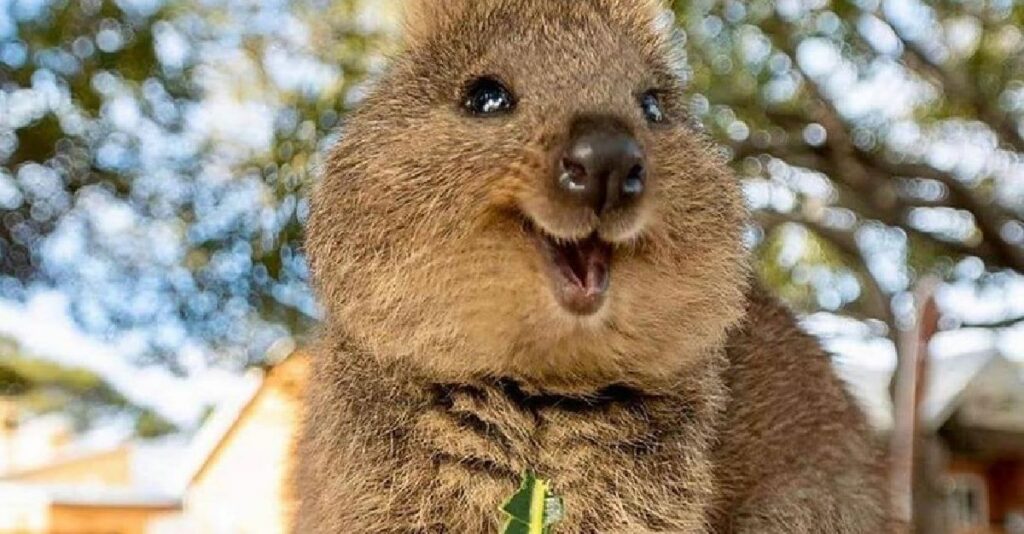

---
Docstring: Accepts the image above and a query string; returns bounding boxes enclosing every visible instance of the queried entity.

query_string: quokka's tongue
[558,236,611,294]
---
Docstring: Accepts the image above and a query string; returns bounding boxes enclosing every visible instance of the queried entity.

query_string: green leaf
[500,471,564,534]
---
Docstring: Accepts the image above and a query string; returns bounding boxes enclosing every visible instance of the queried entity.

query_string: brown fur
[296,0,889,532]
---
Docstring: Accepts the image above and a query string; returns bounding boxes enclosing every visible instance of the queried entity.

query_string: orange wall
[949,456,1024,534]
[988,460,1024,528]
[48,505,178,534]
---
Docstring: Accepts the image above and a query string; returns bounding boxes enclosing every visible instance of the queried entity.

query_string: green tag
[499,471,565,534]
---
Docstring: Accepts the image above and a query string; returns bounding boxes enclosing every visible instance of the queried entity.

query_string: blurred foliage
[0,0,1021,377]
[134,408,177,438]
[0,338,176,436]
[674,0,1024,335]
[1,0,391,370]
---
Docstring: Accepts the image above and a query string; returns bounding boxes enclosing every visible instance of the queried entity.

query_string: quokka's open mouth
[527,222,613,316]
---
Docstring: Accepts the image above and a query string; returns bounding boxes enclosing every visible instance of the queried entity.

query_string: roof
[920,349,1002,432]
[832,357,895,431]
[176,369,264,489]
[179,350,307,487]
[945,354,1024,433]
[0,482,180,509]
[834,348,1019,433]
[0,434,191,509]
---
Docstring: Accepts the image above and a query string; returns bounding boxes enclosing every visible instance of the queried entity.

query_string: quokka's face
[309,0,749,388]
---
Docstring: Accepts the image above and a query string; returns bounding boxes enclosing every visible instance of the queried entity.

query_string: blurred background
[0,0,1021,532]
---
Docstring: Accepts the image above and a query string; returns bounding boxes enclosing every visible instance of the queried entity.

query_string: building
[152,351,308,534]
[0,436,183,534]
[0,351,308,534]
[841,346,1024,534]
[927,352,1024,534]
[0,402,73,477]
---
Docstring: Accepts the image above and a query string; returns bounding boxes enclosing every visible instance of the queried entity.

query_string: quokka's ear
[402,0,471,45]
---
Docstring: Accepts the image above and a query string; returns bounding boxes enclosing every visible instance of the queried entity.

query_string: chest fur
[400,382,721,533]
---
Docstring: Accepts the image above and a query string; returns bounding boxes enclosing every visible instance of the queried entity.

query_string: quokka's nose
[557,118,646,214]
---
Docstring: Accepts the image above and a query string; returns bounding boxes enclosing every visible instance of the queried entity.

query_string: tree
[674,0,1023,366]
[0,338,176,436]
[673,4,1023,523]
[0,0,390,368]
[3,0,1021,375]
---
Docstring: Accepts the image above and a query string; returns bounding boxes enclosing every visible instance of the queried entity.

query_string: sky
[0,289,254,426]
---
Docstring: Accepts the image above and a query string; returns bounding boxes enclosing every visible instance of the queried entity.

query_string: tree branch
[751,7,1024,275]
[953,315,1024,330]
[754,211,895,328]
[854,157,1024,273]
[734,138,1003,265]
[881,13,1024,153]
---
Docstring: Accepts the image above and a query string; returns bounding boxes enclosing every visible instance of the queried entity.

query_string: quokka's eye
[640,91,666,124]
[463,76,516,116]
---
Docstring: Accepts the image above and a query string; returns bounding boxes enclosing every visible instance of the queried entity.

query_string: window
[1006,511,1024,534]
[947,473,988,529]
